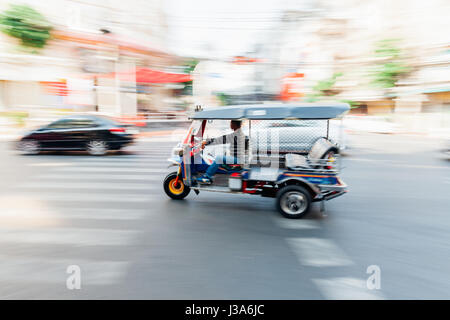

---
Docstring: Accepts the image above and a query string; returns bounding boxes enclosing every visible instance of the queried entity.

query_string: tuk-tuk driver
[197,120,246,184]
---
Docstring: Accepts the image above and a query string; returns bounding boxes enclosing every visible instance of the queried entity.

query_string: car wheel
[276,185,312,219]
[164,172,190,200]
[86,140,108,156]
[18,140,40,155]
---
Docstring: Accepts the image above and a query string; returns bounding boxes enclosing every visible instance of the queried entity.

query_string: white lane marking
[0,228,138,246]
[286,238,354,267]
[25,159,171,168]
[54,167,167,173]
[139,137,179,142]
[0,207,147,220]
[274,219,321,230]
[313,277,385,300]
[49,153,172,159]
[19,182,156,191]
[13,192,159,203]
[36,173,164,181]
[0,257,128,285]
[117,151,173,155]
[27,162,72,167]
[123,149,173,153]
[110,154,171,158]
[345,158,448,170]
[60,162,165,167]
[76,157,169,162]
[345,158,388,162]
[391,164,448,169]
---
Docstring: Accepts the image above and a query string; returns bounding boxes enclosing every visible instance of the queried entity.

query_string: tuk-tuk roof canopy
[189,103,350,120]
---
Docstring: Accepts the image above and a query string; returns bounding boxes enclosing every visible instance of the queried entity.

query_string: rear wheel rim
[280,191,308,215]
[87,141,107,155]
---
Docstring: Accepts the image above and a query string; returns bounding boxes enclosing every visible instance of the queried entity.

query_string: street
[0,133,449,299]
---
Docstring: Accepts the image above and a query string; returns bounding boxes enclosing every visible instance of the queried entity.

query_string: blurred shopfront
[0,27,191,118]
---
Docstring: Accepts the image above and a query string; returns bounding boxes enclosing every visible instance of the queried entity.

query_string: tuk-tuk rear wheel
[276,185,312,219]
[164,172,191,200]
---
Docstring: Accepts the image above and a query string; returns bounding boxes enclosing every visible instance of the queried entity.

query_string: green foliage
[305,72,343,102]
[179,59,199,95]
[183,59,199,74]
[216,92,232,106]
[0,111,29,127]
[304,73,358,107]
[312,72,343,94]
[0,4,52,49]
[339,99,360,109]
[371,39,410,89]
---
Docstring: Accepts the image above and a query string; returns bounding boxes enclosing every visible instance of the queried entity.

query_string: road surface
[0,133,448,299]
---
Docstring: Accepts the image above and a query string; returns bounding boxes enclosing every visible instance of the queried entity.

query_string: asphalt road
[0,133,449,299]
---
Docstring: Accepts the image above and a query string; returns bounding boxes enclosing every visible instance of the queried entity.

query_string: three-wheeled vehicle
[163,103,349,219]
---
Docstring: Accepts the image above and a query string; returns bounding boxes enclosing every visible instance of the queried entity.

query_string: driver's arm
[205,133,231,146]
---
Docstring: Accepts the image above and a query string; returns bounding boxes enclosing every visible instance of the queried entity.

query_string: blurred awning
[53,30,169,58]
[98,67,191,84]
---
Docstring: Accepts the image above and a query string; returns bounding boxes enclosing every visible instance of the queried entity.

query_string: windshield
[182,120,203,144]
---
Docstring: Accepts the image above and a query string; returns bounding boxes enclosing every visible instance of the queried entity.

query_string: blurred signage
[232,56,261,64]
[280,72,304,101]
[78,48,116,74]
[40,80,69,96]
[206,73,222,78]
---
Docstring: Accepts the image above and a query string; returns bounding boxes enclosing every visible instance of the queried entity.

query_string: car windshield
[93,115,122,126]
[47,117,99,129]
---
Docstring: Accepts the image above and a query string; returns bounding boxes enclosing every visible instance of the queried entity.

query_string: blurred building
[0,0,191,118]
[292,0,450,115]
[237,0,450,116]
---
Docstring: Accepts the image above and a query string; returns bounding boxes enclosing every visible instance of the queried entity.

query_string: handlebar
[189,142,204,156]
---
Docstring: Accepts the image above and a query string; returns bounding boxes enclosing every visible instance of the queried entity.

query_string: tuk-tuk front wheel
[276,185,312,219]
[164,172,190,200]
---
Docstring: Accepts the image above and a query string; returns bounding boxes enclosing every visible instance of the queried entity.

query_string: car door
[61,118,99,149]
[37,119,73,150]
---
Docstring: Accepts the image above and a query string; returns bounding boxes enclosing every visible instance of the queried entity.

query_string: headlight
[173,147,183,156]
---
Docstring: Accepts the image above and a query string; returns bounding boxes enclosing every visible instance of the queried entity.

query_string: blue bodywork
[171,155,339,187]
[278,172,339,185]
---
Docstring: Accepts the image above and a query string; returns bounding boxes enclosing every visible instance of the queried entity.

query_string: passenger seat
[285,138,338,170]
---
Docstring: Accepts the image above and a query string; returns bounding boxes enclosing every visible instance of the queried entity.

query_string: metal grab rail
[247,153,342,174]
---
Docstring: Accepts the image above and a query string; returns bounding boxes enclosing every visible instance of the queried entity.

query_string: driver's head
[230,120,242,131]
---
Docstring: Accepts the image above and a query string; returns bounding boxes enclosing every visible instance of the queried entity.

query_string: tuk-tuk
[163,103,349,219]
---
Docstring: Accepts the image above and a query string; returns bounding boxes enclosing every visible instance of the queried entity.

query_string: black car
[17,115,137,155]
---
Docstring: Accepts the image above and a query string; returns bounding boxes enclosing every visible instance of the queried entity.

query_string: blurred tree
[305,72,359,108]
[216,92,232,106]
[0,4,52,49]
[371,39,410,89]
[183,59,199,74]
[180,59,199,96]
[306,72,343,102]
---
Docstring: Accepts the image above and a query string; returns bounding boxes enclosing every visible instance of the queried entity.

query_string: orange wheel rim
[168,178,184,195]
